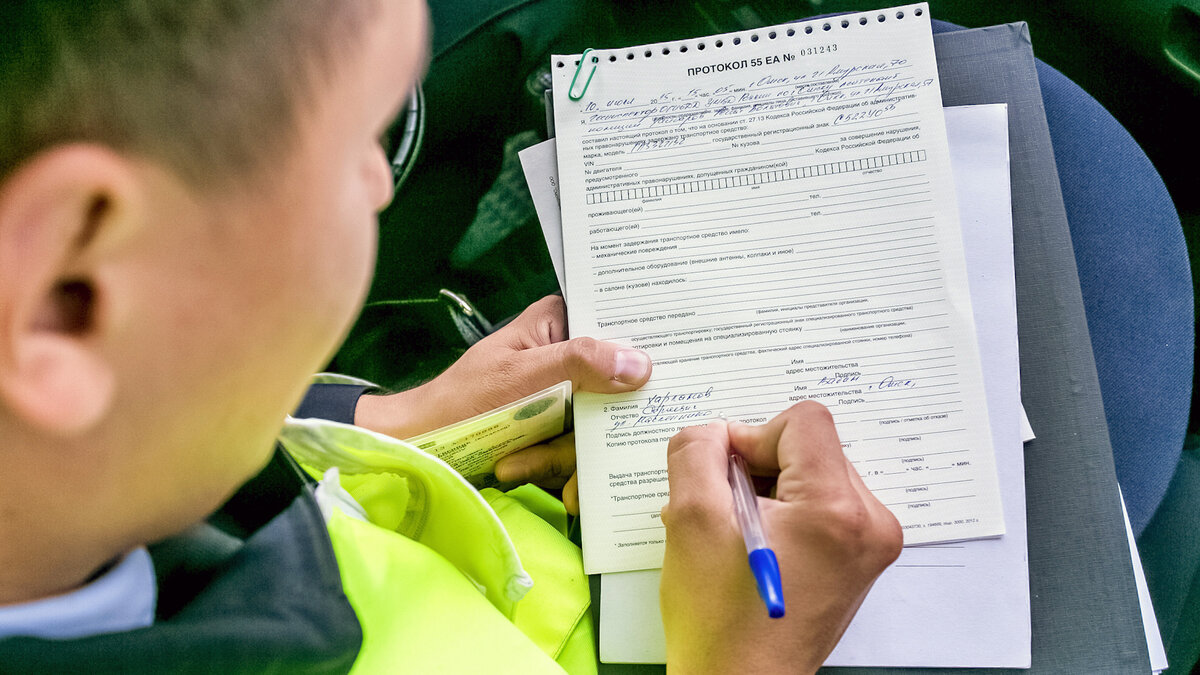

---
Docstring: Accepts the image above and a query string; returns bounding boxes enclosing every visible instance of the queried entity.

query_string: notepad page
[552,3,1002,574]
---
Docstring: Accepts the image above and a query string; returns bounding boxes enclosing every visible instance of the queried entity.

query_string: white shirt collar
[0,547,156,640]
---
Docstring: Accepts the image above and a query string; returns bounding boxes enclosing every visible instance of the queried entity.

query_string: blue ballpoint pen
[728,452,786,619]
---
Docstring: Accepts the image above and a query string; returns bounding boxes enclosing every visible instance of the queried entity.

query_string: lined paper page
[553,3,1003,574]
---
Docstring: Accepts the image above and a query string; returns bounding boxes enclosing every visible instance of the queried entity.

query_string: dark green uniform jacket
[0,386,595,673]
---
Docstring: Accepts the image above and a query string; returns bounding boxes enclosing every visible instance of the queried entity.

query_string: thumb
[520,337,652,393]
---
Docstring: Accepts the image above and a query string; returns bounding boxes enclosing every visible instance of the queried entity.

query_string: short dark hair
[0,0,376,189]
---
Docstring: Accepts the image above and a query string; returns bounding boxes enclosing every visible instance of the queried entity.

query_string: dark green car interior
[330,1,1200,671]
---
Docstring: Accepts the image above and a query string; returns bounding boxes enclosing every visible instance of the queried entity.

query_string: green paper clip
[568,48,598,101]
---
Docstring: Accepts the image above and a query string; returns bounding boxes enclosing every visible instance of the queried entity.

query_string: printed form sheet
[552,3,1002,573]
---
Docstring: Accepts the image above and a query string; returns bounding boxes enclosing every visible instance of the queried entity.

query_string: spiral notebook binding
[556,3,925,101]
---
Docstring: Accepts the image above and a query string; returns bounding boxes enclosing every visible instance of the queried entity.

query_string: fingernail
[614,349,651,384]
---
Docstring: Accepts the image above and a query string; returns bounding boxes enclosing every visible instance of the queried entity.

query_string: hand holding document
[405,381,571,488]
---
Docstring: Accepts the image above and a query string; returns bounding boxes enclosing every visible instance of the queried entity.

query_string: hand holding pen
[728,451,785,618]
[659,402,903,673]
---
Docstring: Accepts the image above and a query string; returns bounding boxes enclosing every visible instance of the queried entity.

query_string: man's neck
[0,497,124,606]
[0,546,118,607]
[0,423,130,606]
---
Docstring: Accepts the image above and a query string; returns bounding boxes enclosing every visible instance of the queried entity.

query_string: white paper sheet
[522,137,1037,448]
[523,116,1157,667]
[1020,406,1036,442]
[518,144,568,300]
[597,104,1030,667]
[1121,488,1169,674]
[551,4,1002,573]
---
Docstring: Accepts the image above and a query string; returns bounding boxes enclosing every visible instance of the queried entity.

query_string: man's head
[0,0,428,603]
[2,1,374,188]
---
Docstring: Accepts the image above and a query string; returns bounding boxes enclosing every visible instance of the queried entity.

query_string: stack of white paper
[522,104,1032,667]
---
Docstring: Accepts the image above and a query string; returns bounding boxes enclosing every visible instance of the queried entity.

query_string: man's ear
[0,145,142,436]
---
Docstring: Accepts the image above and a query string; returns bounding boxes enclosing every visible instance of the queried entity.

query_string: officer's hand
[355,296,651,497]
[659,402,902,674]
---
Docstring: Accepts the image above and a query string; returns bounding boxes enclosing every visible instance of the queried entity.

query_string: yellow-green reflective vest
[279,417,597,674]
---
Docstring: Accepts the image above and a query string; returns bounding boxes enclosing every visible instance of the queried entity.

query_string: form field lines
[804,346,951,364]
[883,495,976,508]
[596,276,944,320]
[627,193,929,232]
[846,398,965,417]
[805,311,949,331]
[594,240,938,279]
[870,479,975,492]
[864,428,968,442]
[634,327,950,363]
[699,285,946,317]
[595,263,941,305]
[594,229,937,269]
[586,150,927,205]
[851,448,971,463]
[853,408,965,424]
[675,220,935,252]
[630,173,925,217]
[613,525,665,534]
[611,298,943,341]
[629,189,932,232]
[579,63,912,115]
